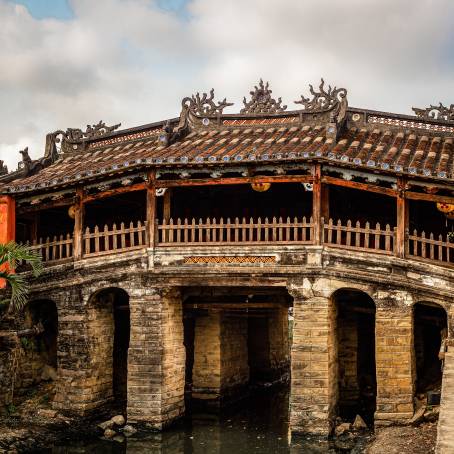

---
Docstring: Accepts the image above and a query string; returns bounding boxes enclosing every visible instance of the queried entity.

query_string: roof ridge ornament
[182,89,233,116]
[62,121,122,142]
[241,79,287,114]
[295,78,347,113]
[412,103,454,122]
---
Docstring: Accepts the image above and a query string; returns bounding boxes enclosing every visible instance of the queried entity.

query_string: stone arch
[412,300,448,397]
[88,287,130,412]
[330,288,376,425]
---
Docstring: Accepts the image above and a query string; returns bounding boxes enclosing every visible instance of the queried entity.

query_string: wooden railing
[407,230,453,265]
[22,234,73,264]
[157,217,314,245]
[323,219,396,255]
[17,218,453,270]
[83,221,148,257]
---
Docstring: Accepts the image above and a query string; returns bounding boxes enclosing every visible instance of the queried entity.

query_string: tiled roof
[4,111,453,194]
[3,76,454,194]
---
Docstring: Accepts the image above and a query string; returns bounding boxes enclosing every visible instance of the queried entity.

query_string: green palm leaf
[0,242,43,313]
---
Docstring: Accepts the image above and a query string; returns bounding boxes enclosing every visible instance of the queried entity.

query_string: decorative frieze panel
[183,256,277,264]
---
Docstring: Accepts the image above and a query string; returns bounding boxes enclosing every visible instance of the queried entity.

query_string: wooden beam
[405,191,454,205]
[146,171,156,248]
[82,182,147,204]
[73,188,84,260]
[396,178,409,259]
[17,198,74,215]
[184,302,285,310]
[156,174,313,188]
[312,164,322,245]
[321,175,397,198]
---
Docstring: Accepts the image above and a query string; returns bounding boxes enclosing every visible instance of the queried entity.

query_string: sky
[1,0,454,171]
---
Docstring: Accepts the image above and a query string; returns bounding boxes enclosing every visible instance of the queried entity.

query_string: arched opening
[413,302,448,398]
[90,287,130,412]
[332,289,376,425]
[181,286,292,437]
[25,299,58,371]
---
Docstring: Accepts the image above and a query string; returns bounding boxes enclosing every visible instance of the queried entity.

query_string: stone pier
[374,293,414,425]
[290,285,336,435]
[127,287,185,428]
[192,311,249,406]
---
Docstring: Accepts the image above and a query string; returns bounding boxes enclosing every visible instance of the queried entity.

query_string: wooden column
[73,188,84,260]
[321,183,329,222]
[396,178,409,258]
[147,171,156,248]
[0,196,16,288]
[312,164,323,245]
[163,188,172,222]
[31,213,38,245]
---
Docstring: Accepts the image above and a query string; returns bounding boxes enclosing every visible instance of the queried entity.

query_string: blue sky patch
[12,0,74,20]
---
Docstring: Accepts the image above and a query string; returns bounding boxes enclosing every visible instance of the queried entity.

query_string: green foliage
[6,403,17,415]
[0,241,43,313]
[39,393,49,405]
[20,337,36,352]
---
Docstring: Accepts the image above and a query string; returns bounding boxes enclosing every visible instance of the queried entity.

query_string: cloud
[1,0,453,171]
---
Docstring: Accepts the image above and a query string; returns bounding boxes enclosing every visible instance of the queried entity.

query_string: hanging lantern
[436,202,454,214]
[251,182,271,192]
[68,205,76,219]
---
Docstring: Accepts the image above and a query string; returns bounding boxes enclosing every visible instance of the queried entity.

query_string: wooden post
[147,171,156,248]
[31,213,38,245]
[321,183,329,222]
[396,178,409,258]
[73,188,84,260]
[163,188,172,222]
[0,196,16,288]
[163,187,172,243]
[312,164,323,245]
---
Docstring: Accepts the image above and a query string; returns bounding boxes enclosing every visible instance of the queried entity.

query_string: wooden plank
[312,164,322,245]
[146,171,156,248]
[73,188,84,260]
[396,178,409,259]
[156,174,313,188]
[322,175,397,197]
[17,198,75,215]
[163,188,172,222]
[82,182,147,203]
[405,191,454,204]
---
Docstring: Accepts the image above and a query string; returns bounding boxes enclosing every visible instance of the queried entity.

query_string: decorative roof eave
[4,150,453,198]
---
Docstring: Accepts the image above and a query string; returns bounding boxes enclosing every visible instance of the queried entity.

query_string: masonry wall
[221,315,249,394]
[338,312,359,408]
[127,287,185,428]
[192,312,221,400]
[374,302,414,424]
[192,312,249,404]
[268,307,290,380]
[290,288,336,435]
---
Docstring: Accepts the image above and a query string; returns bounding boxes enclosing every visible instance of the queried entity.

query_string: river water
[38,386,368,453]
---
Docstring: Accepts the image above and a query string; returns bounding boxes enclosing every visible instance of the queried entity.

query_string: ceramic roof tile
[5,113,454,193]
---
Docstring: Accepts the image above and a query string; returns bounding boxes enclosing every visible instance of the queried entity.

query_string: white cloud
[0,0,453,171]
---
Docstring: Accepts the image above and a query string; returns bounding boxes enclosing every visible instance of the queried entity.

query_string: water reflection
[49,386,356,454]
